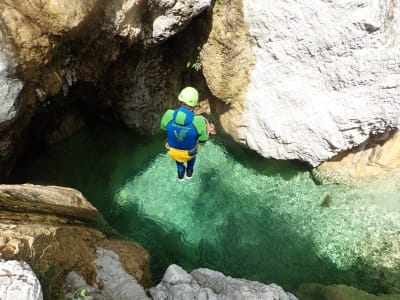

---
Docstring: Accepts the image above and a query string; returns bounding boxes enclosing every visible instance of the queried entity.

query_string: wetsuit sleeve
[192,116,208,143]
[160,110,175,130]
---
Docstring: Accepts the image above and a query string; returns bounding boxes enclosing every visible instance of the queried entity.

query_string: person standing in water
[161,86,209,181]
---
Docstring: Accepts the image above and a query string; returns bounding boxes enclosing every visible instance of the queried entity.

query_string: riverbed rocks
[150,264,298,300]
[0,260,43,300]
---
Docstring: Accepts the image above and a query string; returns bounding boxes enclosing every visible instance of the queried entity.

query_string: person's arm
[160,110,174,130]
[192,116,208,144]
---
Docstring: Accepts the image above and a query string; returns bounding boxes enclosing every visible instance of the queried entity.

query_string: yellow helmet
[178,87,199,107]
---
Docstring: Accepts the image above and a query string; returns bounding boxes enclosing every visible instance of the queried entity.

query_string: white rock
[162,264,195,285]
[0,260,43,300]
[240,0,400,166]
[150,264,297,300]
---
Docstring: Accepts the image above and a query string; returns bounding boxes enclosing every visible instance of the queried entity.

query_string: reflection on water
[12,123,400,294]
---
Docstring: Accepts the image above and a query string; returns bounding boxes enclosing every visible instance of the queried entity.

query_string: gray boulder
[150,264,297,300]
[95,248,150,300]
[238,0,400,166]
[0,260,43,300]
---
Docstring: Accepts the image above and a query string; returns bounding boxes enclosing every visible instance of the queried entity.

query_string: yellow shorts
[166,144,196,163]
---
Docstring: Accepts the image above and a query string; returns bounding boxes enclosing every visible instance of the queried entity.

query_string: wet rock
[150,264,298,300]
[0,259,43,300]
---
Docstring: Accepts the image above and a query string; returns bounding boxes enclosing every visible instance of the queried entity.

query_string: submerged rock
[296,283,400,300]
[320,195,333,208]
[150,264,298,300]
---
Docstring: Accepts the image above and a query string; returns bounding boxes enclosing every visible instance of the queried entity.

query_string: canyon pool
[12,123,400,296]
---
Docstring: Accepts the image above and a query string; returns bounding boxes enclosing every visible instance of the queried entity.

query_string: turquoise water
[12,123,400,294]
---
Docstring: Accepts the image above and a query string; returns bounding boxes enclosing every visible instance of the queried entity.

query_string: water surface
[12,123,400,294]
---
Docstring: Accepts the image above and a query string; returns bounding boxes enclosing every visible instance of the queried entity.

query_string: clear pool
[12,123,400,295]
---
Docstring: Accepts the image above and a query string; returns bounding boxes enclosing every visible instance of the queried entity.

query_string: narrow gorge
[1,0,400,299]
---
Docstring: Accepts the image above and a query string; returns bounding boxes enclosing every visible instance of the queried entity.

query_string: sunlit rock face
[200,0,254,141]
[232,0,400,166]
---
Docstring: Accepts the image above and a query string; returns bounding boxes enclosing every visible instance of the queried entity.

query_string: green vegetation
[34,262,66,300]
[186,46,202,71]
[71,288,86,299]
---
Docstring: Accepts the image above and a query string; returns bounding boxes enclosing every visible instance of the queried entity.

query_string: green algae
[11,124,400,295]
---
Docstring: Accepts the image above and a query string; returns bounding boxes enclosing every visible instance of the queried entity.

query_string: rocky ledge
[0,184,151,299]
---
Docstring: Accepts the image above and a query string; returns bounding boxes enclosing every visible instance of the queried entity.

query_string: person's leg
[186,156,196,178]
[176,161,185,180]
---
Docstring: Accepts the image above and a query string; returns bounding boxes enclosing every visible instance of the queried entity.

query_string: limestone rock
[206,0,400,166]
[200,0,254,140]
[150,264,298,300]
[0,184,100,222]
[0,259,43,300]
[147,0,212,45]
[95,248,150,300]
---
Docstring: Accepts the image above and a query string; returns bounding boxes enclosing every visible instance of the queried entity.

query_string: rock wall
[202,0,400,166]
[0,0,212,181]
[241,0,400,166]
[200,0,254,140]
